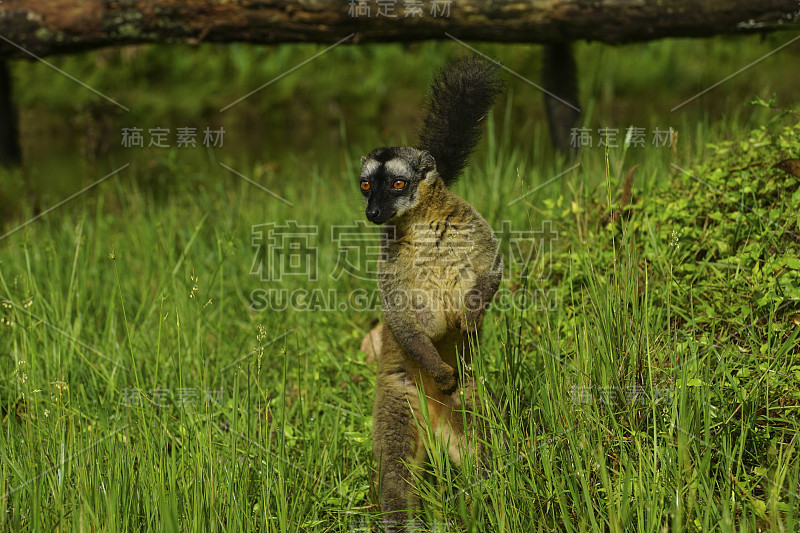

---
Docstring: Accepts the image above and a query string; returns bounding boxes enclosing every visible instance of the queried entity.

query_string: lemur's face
[358,147,436,225]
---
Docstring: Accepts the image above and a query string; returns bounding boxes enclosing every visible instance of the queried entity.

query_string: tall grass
[1,36,799,531]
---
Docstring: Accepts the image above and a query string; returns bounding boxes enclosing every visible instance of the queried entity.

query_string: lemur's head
[358,146,437,225]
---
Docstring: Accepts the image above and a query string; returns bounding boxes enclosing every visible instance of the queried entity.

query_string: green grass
[1,38,800,532]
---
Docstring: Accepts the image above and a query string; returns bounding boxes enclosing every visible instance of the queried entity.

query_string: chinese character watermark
[120,126,225,148]
[248,220,558,313]
[569,126,675,149]
[251,221,318,282]
[347,0,451,17]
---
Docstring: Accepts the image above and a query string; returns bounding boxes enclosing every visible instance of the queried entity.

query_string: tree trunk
[0,61,21,167]
[543,43,580,154]
[0,1,798,58]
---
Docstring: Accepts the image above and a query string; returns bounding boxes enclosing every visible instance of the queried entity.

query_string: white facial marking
[385,157,413,178]
[361,158,380,177]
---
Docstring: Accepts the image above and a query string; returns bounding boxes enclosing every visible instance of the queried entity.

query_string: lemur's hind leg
[442,376,491,471]
[372,374,426,530]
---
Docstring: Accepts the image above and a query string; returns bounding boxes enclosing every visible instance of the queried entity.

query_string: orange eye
[360,181,370,191]
[392,180,406,190]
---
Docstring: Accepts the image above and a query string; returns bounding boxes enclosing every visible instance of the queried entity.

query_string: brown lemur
[357,56,505,526]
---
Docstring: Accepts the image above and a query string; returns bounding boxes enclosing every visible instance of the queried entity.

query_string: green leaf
[783,257,800,270]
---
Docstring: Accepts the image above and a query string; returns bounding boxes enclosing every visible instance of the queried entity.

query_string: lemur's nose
[366,207,381,220]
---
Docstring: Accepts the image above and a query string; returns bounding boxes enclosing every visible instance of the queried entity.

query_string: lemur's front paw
[459,310,484,336]
[432,364,458,395]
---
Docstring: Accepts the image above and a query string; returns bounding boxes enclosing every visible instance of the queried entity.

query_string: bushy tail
[417,55,505,187]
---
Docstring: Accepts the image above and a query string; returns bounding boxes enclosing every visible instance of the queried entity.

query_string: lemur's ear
[360,156,367,167]
[418,150,436,173]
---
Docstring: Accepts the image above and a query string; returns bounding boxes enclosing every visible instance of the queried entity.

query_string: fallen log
[0,1,798,58]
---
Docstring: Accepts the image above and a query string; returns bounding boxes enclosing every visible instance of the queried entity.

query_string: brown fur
[372,175,501,527]
[361,57,505,530]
